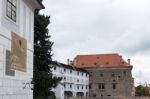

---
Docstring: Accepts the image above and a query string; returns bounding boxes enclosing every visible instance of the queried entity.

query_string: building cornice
[25,0,44,10]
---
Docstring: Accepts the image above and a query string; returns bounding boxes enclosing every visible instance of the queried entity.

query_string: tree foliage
[33,2,61,99]
[135,85,149,96]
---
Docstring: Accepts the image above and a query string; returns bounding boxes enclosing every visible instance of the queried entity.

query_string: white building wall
[0,0,2,26]
[0,0,35,99]
[52,64,89,99]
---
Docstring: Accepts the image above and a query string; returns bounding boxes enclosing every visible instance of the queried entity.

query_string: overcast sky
[41,0,150,85]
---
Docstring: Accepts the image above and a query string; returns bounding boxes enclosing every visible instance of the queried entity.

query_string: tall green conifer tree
[33,1,61,99]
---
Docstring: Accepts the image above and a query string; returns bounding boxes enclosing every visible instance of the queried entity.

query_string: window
[86,86,88,89]
[89,83,92,89]
[82,73,83,76]
[113,80,116,82]
[123,71,126,76]
[100,73,103,77]
[54,66,56,70]
[6,0,17,22]
[77,79,79,83]
[98,83,105,89]
[93,94,96,97]
[64,77,66,81]
[112,73,115,77]
[77,85,79,89]
[112,83,116,89]
[82,86,83,89]
[70,70,72,74]
[77,71,79,75]
[70,84,72,88]
[64,84,66,88]
[86,73,88,77]
[64,68,66,72]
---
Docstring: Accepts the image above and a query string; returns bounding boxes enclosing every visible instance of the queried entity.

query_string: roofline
[51,61,89,74]
[36,0,45,9]
[75,53,119,57]
[80,66,133,69]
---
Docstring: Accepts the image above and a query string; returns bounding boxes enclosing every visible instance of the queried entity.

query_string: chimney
[67,59,70,65]
[120,55,122,59]
[128,59,131,65]
[70,60,73,65]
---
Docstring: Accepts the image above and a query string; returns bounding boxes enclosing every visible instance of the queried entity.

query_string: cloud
[41,0,150,83]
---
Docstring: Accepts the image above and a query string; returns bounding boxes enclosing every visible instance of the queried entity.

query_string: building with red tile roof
[71,53,134,98]
[72,53,132,69]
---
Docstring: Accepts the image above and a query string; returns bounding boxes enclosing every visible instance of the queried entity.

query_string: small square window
[112,73,115,77]
[100,73,103,77]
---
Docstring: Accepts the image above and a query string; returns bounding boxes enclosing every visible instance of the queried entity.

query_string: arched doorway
[64,91,73,99]
[76,92,84,98]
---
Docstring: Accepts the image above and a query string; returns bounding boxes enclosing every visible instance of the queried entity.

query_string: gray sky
[41,0,150,85]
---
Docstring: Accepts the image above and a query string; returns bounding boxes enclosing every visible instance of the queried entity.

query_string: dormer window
[6,0,17,22]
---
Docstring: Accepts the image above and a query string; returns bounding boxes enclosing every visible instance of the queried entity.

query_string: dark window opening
[64,68,66,72]
[6,0,17,22]
[89,83,92,89]
[112,83,116,89]
[112,73,115,77]
[64,77,66,81]
[64,84,66,88]
[93,94,96,97]
[54,66,56,70]
[100,73,103,77]
[98,83,105,89]
[86,73,88,77]
[77,85,79,89]
[77,72,79,75]
[70,84,72,88]
[70,70,72,74]
[124,71,126,75]
[86,86,88,89]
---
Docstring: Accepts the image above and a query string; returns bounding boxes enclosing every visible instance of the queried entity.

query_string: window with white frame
[6,0,17,22]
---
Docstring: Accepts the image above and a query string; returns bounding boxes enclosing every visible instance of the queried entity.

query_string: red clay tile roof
[72,53,132,69]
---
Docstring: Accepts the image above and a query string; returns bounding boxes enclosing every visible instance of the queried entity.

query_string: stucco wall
[0,28,33,99]
[0,0,34,98]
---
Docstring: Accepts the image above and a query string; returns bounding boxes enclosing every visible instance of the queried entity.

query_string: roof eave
[36,0,45,9]
[29,0,45,10]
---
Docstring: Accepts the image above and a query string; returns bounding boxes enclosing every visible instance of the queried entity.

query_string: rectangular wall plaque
[11,32,27,72]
